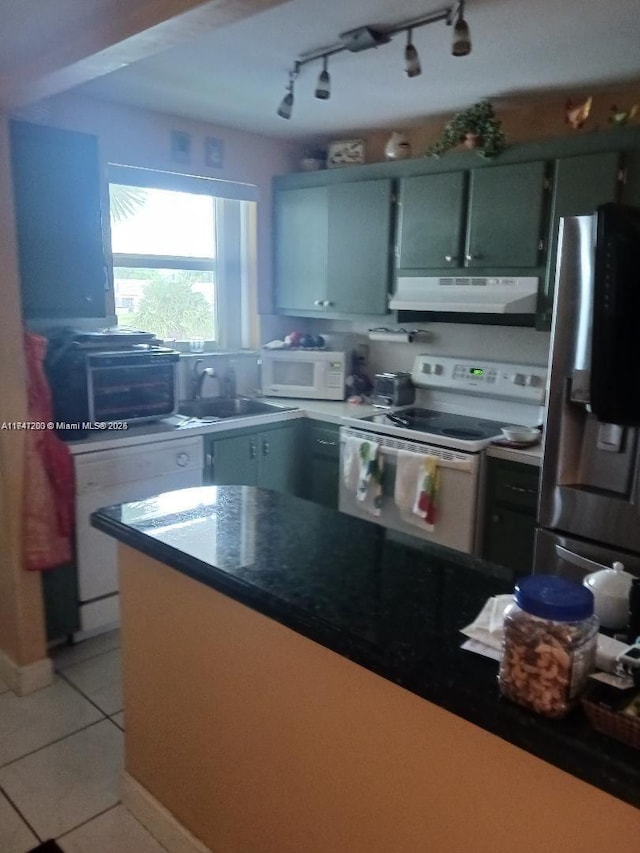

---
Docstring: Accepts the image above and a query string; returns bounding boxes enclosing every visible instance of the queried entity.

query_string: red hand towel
[22,331,75,571]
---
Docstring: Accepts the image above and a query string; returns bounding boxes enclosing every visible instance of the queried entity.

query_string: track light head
[404,29,422,78]
[452,3,472,57]
[315,56,331,100]
[277,89,294,119]
[277,66,298,119]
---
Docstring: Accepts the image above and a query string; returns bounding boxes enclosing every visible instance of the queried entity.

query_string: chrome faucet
[192,359,217,400]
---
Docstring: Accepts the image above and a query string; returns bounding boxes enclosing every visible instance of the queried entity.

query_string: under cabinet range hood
[389,276,539,314]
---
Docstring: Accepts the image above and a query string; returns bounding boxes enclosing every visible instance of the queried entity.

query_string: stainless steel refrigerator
[535,204,640,581]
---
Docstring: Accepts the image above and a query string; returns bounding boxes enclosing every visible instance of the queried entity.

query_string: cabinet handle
[313,299,323,306]
[262,439,270,456]
[324,300,334,308]
[465,252,482,262]
[317,439,338,447]
[445,255,454,263]
[205,452,213,468]
[505,483,538,496]
[249,441,257,459]
[555,545,625,575]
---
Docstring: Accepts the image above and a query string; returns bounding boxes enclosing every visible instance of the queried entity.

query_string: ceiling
[59,0,640,139]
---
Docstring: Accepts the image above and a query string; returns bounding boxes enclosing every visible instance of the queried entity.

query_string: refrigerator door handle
[555,544,625,575]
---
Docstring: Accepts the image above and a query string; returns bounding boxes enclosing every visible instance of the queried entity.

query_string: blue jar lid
[515,575,594,622]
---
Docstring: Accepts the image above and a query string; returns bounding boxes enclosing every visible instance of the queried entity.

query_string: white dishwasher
[74,436,203,636]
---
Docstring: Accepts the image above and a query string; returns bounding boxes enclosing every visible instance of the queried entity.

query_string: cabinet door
[620,149,640,207]
[538,151,620,329]
[10,120,107,319]
[484,507,538,572]
[275,186,328,312]
[326,180,391,314]
[466,161,546,268]
[396,172,466,269]
[258,424,299,494]
[305,422,340,508]
[482,458,540,572]
[211,433,258,486]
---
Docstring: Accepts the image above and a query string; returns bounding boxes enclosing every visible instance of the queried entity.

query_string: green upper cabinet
[395,161,546,273]
[325,180,392,314]
[538,151,621,329]
[10,120,107,319]
[465,161,547,268]
[274,185,328,313]
[620,149,640,207]
[274,179,391,316]
[396,172,467,269]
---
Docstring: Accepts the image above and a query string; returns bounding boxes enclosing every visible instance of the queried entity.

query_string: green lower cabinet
[206,422,300,495]
[302,421,341,509]
[481,458,540,573]
[208,432,259,486]
[259,424,300,493]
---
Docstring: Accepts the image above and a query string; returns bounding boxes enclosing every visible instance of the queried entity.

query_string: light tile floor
[0,631,166,853]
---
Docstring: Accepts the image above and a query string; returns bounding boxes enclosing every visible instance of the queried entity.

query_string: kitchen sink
[177,397,296,421]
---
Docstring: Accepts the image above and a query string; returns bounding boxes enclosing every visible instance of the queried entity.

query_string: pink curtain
[22,331,75,571]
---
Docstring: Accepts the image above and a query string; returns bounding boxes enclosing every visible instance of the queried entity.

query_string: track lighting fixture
[315,56,331,100]
[276,3,472,118]
[404,29,422,78]
[451,1,472,57]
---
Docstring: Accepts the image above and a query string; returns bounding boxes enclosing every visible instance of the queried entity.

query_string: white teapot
[583,562,634,630]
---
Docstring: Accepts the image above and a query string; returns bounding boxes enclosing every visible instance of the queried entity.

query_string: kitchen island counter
[92,487,640,852]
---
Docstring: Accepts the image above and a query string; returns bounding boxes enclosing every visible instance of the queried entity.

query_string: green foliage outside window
[114,268,215,340]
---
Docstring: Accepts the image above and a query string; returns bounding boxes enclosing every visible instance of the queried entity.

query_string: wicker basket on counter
[581,696,640,749]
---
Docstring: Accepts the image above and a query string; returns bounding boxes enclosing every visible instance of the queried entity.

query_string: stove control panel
[412,355,547,403]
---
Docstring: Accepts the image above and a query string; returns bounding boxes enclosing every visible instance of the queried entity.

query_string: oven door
[87,352,178,423]
[338,426,482,555]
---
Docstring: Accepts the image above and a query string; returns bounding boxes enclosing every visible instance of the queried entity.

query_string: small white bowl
[500,425,541,443]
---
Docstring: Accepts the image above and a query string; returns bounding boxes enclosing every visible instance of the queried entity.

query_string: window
[108,166,258,349]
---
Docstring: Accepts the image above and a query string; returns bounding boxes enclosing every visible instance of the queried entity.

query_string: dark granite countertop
[91,485,640,810]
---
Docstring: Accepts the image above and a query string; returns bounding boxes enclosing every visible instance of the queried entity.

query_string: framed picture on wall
[204,136,224,169]
[327,138,365,168]
[170,130,191,164]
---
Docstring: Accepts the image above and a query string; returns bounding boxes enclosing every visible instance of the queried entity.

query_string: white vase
[384,131,411,160]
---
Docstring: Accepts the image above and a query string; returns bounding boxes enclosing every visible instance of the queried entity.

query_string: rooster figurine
[609,104,639,126]
[565,96,593,130]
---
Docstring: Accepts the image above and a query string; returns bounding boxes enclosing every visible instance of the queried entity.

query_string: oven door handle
[340,429,477,472]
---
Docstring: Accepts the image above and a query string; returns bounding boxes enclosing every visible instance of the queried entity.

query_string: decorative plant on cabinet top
[427,100,507,159]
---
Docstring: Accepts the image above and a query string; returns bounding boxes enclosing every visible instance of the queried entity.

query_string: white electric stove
[339,355,547,555]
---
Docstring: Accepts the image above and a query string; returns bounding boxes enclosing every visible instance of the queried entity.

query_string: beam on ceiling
[0,0,292,109]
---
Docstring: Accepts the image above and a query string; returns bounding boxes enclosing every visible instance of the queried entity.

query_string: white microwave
[261,349,347,400]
